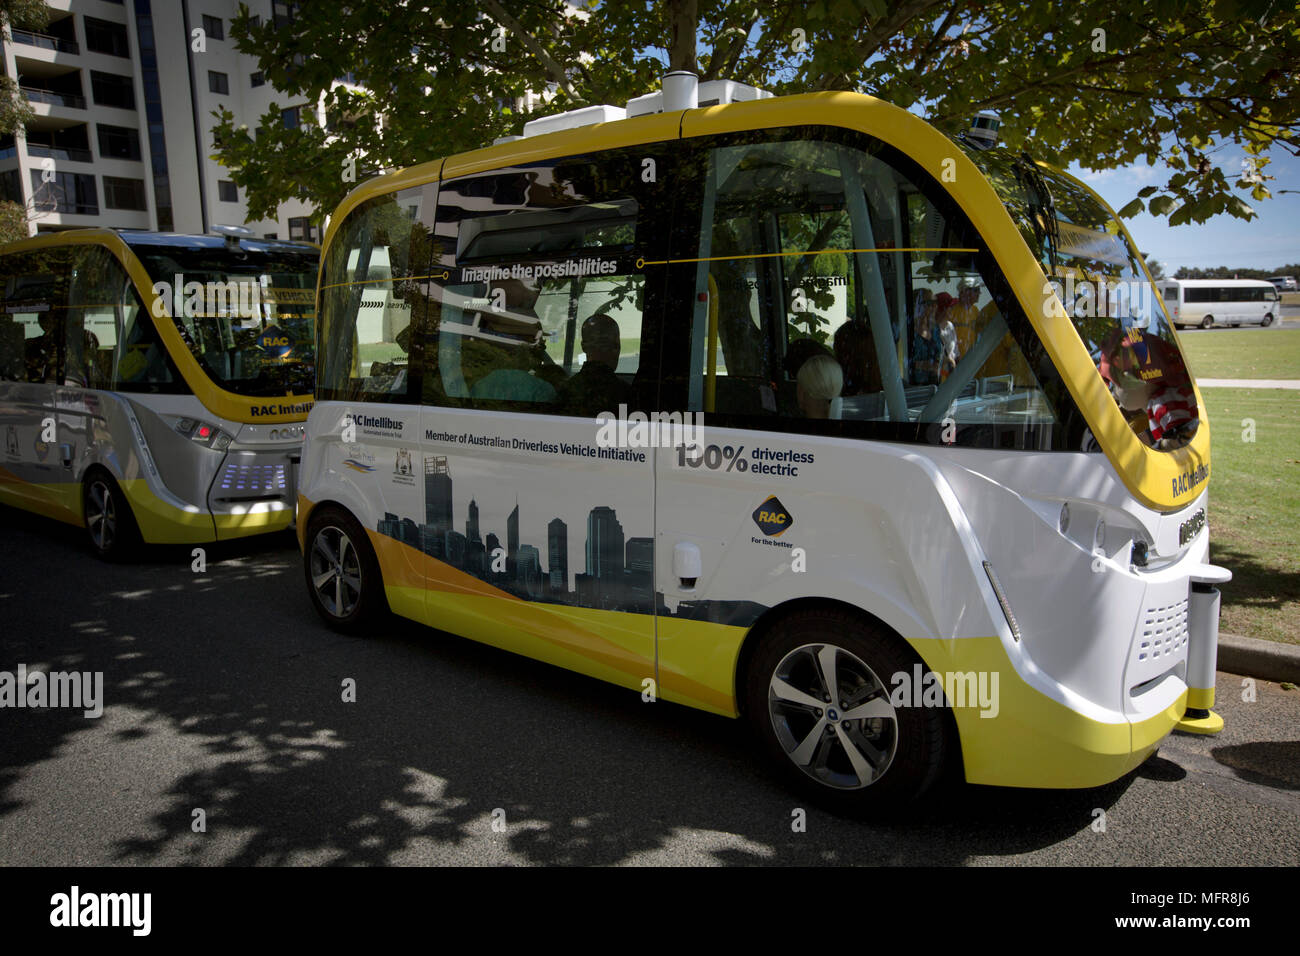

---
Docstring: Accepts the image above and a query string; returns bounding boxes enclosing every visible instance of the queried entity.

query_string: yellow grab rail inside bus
[705,272,718,414]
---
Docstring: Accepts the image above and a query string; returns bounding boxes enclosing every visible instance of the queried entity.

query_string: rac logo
[752,495,793,537]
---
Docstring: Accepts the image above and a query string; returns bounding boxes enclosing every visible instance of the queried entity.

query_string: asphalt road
[1,507,1297,866]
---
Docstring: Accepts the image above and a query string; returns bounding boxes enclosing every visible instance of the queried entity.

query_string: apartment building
[1,0,319,239]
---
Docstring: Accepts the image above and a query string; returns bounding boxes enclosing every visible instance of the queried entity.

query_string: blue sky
[1069,146,1300,274]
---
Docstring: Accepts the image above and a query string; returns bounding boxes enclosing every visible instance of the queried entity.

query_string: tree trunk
[667,0,698,74]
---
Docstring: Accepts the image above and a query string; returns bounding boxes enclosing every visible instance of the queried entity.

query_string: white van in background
[1267,276,1296,292]
[1158,279,1279,329]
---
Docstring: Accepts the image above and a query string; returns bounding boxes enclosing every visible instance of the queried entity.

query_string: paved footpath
[1197,378,1300,389]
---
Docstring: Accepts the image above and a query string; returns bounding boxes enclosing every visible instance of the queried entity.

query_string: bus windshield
[132,243,318,397]
[964,147,1199,450]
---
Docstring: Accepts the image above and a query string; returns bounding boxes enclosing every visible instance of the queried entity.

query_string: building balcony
[26,144,93,163]
[22,87,86,110]
[10,29,80,55]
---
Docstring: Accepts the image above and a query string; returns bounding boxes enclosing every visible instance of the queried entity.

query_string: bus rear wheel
[304,505,387,633]
[1200,315,1214,329]
[743,608,948,814]
[82,469,140,562]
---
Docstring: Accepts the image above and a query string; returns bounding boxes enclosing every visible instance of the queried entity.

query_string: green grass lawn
[1204,388,1300,644]
[1177,328,1300,380]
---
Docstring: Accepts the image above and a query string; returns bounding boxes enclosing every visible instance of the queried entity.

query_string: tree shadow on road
[2,506,1143,866]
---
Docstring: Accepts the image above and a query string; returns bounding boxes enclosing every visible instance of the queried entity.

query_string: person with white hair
[796,352,843,419]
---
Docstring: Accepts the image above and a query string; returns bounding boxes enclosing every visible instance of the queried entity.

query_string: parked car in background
[1267,276,1296,291]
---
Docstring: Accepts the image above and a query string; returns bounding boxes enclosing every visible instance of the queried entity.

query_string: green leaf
[1116,198,1145,218]
[1148,195,1177,216]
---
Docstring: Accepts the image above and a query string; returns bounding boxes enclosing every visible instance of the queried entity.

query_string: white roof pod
[520,104,627,139]
[627,77,773,116]
[507,74,775,143]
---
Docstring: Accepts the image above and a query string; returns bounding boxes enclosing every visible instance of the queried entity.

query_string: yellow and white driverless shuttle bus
[0,229,318,559]
[300,86,1228,809]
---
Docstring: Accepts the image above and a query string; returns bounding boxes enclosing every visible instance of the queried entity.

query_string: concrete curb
[1217,632,1300,685]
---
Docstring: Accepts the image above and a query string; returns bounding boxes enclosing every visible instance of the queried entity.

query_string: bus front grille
[1137,598,1189,663]
[1127,594,1190,697]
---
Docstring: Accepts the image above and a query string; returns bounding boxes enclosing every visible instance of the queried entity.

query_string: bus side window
[67,247,123,389]
[0,260,27,382]
[114,284,177,390]
[7,249,73,385]
[425,150,664,418]
[318,183,436,404]
[683,132,1061,442]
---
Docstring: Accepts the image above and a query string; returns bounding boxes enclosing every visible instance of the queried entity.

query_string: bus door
[651,133,882,715]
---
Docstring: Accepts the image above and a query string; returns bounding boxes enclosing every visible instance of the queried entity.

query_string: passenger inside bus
[24,312,63,383]
[556,313,630,416]
[796,353,843,419]
[463,278,562,403]
[833,320,878,396]
[911,290,946,386]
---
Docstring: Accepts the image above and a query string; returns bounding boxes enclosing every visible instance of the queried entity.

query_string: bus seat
[470,368,556,403]
[713,376,769,417]
[840,392,885,420]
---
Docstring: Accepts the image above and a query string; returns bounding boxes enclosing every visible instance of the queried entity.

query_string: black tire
[82,468,141,562]
[1200,315,1214,329]
[1262,312,1274,327]
[743,608,948,814]
[303,505,387,633]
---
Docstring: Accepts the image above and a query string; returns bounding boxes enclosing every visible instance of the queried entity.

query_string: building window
[249,15,262,29]
[208,71,229,95]
[202,14,224,40]
[30,170,99,215]
[282,106,307,129]
[0,169,22,203]
[272,2,298,28]
[103,176,148,211]
[263,232,278,240]
[250,71,265,88]
[96,124,142,161]
[217,180,238,203]
[90,71,136,110]
[288,217,315,242]
[84,16,131,57]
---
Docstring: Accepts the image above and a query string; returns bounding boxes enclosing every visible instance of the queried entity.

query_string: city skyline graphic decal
[373,454,767,626]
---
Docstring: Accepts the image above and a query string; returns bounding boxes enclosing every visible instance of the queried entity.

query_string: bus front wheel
[304,505,387,633]
[82,469,140,562]
[1262,312,1274,327]
[743,608,948,814]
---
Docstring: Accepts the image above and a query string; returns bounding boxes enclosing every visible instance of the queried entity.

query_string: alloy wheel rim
[767,642,898,790]
[310,526,362,618]
[87,481,116,551]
